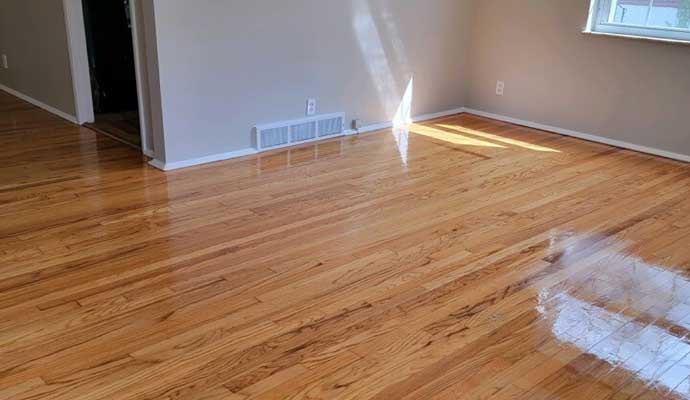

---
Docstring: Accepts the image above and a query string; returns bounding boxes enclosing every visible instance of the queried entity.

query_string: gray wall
[466,0,690,156]
[0,0,76,117]
[151,0,474,162]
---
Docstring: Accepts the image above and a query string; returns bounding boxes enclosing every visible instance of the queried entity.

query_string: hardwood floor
[86,111,141,148]
[1,89,690,399]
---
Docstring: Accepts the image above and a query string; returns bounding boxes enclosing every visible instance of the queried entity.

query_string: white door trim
[63,0,94,124]
[128,0,153,156]
[63,0,153,156]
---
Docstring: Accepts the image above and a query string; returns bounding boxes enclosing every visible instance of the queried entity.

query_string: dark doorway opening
[82,0,141,147]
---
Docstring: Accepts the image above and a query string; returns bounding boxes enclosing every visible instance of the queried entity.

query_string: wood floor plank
[2,90,690,399]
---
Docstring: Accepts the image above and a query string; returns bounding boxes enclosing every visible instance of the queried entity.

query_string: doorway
[82,0,141,147]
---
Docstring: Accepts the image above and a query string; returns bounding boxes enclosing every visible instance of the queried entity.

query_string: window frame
[587,0,690,43]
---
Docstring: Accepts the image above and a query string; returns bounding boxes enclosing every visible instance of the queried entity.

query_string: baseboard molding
[0,83,78,124]
[344,121,391,135]
[413,107,467,123]
[343,107,466,135]
[463,108,690,163]
[149,105,690,171]
[153,107,467,171]
[148,147,258,171]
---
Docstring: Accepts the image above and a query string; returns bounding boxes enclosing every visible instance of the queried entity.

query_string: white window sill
[582,30,690,46]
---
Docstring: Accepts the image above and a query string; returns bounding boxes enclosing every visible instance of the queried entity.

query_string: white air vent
[260,126,289,148]
[256,113,345,151]
[291,121,317,142]
[318,116,344,137]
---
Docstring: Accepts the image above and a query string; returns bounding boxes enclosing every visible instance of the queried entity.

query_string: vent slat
[291,121,317,142]
[260,127,289,149]
[256,113,344,151]
[318,117,344,137]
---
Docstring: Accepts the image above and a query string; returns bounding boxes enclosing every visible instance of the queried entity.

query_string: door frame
[63,0,154,157]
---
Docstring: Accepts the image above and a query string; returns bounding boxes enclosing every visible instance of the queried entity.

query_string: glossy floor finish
[86,111,142,149]
[1,90,690,400]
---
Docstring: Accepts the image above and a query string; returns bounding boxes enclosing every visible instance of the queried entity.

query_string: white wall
[150,0,474,163]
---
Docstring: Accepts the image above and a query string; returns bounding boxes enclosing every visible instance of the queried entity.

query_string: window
[588,0,690,42]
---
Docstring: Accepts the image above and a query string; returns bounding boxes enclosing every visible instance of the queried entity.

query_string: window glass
[648,1,690,29]
[613,1,650,26]
[589,0,690,42]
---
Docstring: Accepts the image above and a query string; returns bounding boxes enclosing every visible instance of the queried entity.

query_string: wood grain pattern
[1,89,690,399]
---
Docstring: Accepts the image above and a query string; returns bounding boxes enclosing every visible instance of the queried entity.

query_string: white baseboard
[148,147,258,171]
[413,107,467,123]
[0,83,78,124]
[344,121,392,135]
[463,108,690,163]
[152,107,467,171]
[343,107,466,135]
[150,105,688,172]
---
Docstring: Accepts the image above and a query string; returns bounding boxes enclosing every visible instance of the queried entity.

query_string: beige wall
[151,0,474,162]
[466,0,690,157]
[0,0,76,116]
[1,0,686,163]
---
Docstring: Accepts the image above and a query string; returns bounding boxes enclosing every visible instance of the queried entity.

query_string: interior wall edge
[148,106,467,171]
[0,83,78,124]
[464,108,690,163]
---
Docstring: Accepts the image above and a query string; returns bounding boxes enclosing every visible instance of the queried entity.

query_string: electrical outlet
[351,119,361,131]
[1,55,8,69]
[496,81,505,96]
[306,98,316,116]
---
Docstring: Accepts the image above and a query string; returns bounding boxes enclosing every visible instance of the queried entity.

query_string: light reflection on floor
[542,253,690,396]
[256,140,344,174]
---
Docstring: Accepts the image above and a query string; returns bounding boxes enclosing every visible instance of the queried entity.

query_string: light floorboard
[1,90,690,399]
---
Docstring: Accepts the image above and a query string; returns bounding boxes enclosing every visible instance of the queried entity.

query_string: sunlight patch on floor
[437,124,561,153]
[409,124,506,148]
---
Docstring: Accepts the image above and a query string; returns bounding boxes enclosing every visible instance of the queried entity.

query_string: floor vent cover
[256,113,345,151]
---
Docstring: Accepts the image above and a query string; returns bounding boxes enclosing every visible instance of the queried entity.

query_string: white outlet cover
[1,55,8,69]
[496,81,505,96]
[306,98,316,116]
